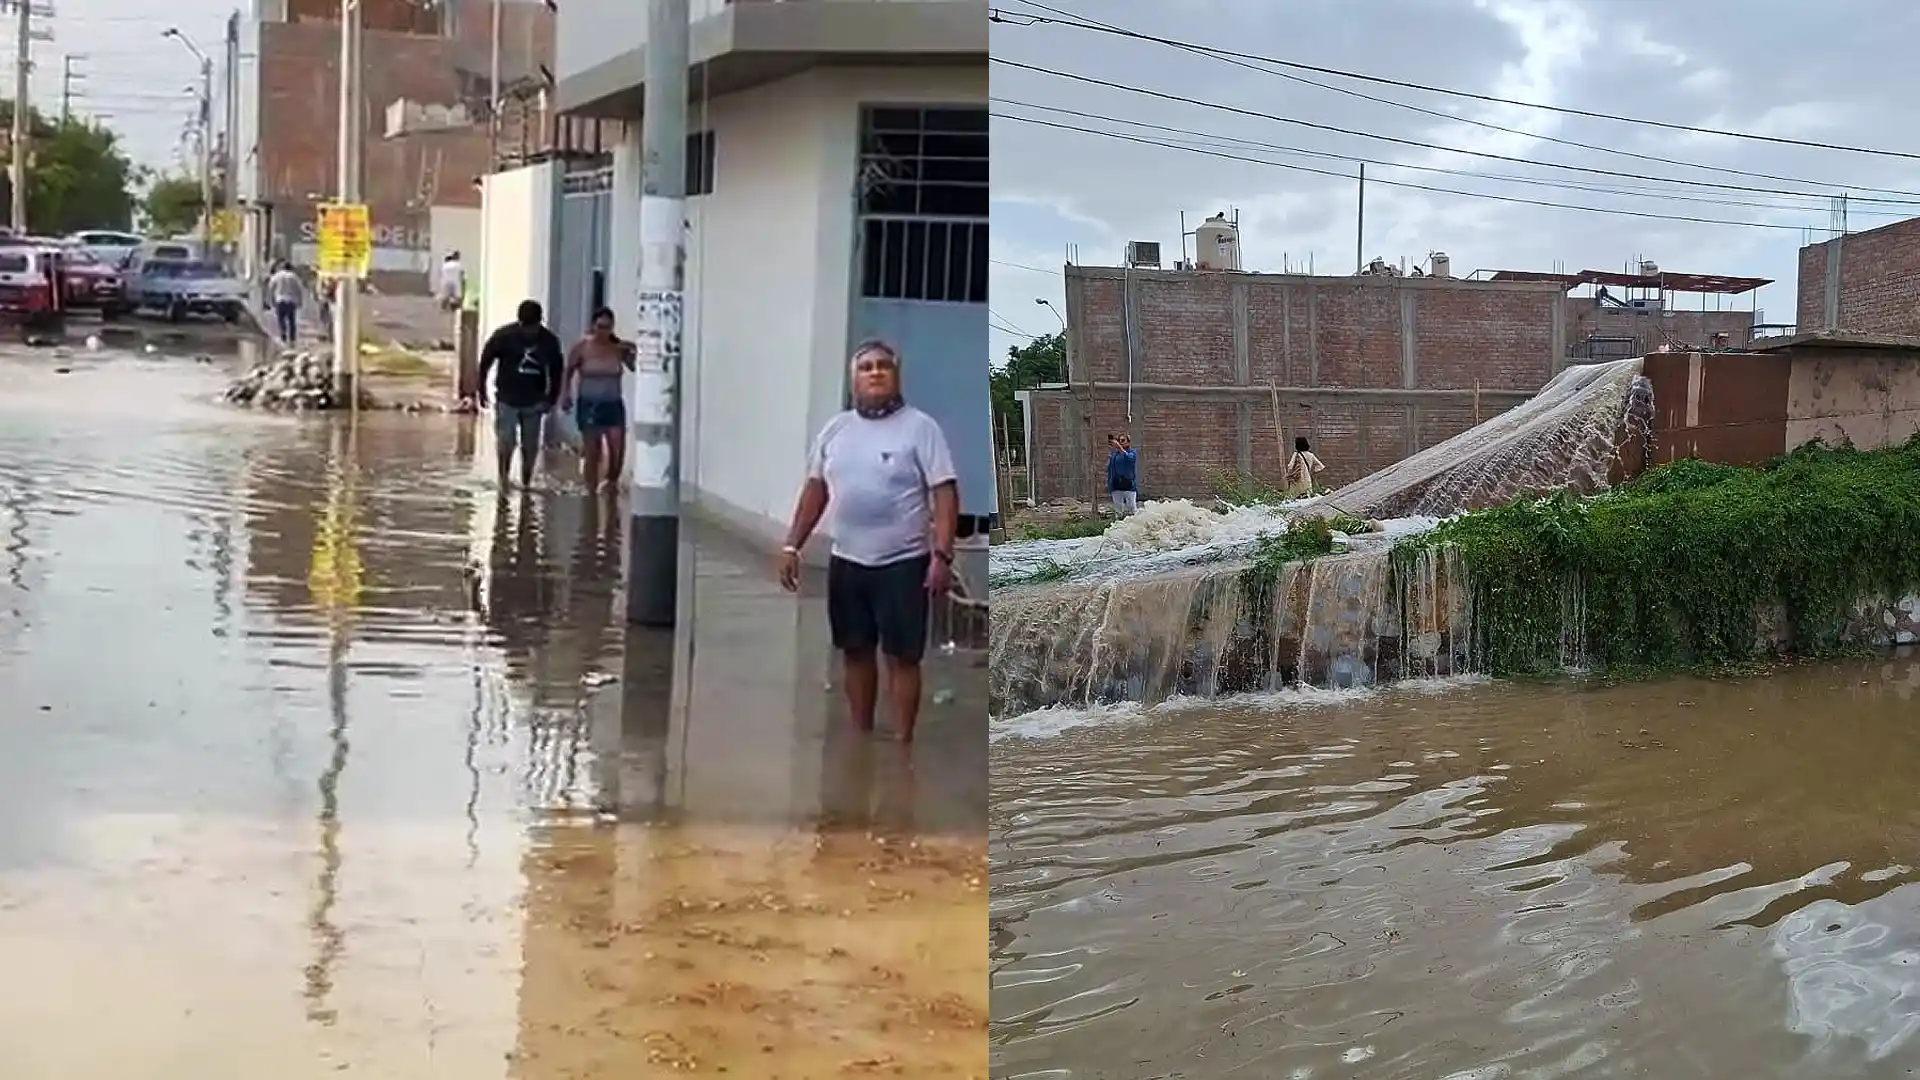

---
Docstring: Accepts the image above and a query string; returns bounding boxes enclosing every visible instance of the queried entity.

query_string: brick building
[1026,263,1764,502]
[1797,216,1920,336]
[239,0,551,291]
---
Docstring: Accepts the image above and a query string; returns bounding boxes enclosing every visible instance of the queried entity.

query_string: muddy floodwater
[0,347,986,1077]
[991,659,1920,1078]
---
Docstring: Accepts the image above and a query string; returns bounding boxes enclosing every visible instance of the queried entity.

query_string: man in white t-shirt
[777,339,960,743]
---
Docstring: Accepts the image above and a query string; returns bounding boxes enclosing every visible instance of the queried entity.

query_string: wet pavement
[0,345,987,1077]
[991,660,1920,1078]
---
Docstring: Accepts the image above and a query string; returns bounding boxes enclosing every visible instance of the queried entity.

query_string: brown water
[0,347,987,1076]
[990,659,1920,1078]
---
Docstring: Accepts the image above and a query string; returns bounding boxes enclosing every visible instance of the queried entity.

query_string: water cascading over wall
[988,546,1475,715]
[989,359,1649,715]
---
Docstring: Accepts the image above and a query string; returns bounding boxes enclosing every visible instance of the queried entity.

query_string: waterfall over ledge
[990,359,1648,715]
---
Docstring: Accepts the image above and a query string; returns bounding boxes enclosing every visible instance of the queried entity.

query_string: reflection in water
[992,659,1920,1078]
[0,350,984,1076]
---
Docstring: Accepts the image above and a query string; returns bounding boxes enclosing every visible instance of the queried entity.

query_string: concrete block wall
[1797,217,1920,335]
[1030,268,1556,501]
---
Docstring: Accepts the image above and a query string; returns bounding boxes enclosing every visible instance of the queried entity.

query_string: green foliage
[1010,514,1110,542]
[989,332,1065,461]
[1210,468,1291,507]
[0,105,138,232]
[141,171,222,238]
[1236,513,1371,592]
[1397,437,1920,675]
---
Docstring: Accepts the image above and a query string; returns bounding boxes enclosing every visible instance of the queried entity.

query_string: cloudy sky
[8,0,235,173]
[988,0,1920,359]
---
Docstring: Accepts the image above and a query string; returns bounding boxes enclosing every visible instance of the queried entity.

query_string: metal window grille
[858,106,986,304]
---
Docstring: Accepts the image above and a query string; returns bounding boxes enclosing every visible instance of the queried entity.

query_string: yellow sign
[315,202,371,279]
[209,209,240,244]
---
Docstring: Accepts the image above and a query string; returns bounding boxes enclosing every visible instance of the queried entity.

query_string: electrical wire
[993,57,1920,209]
[991,3,1920,165]
[996,111,1817,232]
[995,1,1907,200]
[993,258,1055,276]
[994,99,1910,219]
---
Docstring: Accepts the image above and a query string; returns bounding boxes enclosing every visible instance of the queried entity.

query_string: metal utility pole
[58,53,78,122]
[164,29,214,247]
[627,0,688,628]
[332,0,363,403]
[197,58,213,246]
[11,0,31,233]
[487,0,501,167]
[1354,162,1365,275]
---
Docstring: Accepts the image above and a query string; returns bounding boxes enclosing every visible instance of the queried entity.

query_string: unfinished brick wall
[1030,268,1554,502]
[256,21,505,291]
[1564,297,1756,354]
[1797,217,1920,335]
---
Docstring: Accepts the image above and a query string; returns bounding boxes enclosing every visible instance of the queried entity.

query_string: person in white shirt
[438,251,464,310]
[1285,435,1326,497]
[778,339,960,743]
[266,262,303,344]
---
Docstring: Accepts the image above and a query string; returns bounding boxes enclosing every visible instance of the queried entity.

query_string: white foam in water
[990,498,1445,585]
[989,676,1490,743]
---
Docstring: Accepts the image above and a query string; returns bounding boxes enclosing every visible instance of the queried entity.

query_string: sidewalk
[249,287,456,351]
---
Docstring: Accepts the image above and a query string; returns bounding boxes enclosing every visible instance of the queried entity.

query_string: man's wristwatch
[932,549,954,565]
[781,544,800,557]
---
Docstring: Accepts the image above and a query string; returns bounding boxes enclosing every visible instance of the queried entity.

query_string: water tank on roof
[1194,212,1241,271]
[1639,259,1659,276]
[1430,251,1451,279]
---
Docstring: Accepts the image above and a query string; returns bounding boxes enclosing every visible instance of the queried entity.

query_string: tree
[0,103,138,233]
[990,332,1065,464]
[141,172,218,237]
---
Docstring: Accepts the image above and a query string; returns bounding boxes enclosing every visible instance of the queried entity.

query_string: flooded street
[991,660,1920,1078]
[0,346,987,1077]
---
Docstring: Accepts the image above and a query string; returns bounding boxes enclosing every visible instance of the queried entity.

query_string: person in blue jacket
[1107,432,1139,518]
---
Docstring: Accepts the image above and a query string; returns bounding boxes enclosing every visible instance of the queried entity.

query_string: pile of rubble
[224,349,368,410]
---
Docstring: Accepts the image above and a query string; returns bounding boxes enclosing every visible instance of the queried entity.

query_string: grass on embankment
[1394,435,1920,676]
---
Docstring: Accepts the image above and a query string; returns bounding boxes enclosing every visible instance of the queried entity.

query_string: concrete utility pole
[333,0,363,404]
[487,0,500,167]
[11,0,31,233]
[1354,162,1365,276]
[627,0,689,628]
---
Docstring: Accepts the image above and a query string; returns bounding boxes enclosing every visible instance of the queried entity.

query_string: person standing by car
[267,262,303,344]
[1107,432,1138,517]
[477,299,566,491]
[777,339,959,744]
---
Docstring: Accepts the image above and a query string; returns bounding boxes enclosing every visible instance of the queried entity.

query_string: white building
[510,0,991,546]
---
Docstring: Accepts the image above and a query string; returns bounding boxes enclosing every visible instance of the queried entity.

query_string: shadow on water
[0,347,986,1077]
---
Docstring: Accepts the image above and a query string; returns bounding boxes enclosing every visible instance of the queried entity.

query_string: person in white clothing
[1285,435,1326,497]
[778,339,960,743]
[438,251,464,310]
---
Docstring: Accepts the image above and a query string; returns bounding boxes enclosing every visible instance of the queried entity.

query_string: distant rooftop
[1485,269,1772,295]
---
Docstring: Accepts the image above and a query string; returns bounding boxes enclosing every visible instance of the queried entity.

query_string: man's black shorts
[827,554,931,662]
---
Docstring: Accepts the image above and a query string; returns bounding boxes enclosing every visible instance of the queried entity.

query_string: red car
[48,245,127,316]
[0,244,64,329]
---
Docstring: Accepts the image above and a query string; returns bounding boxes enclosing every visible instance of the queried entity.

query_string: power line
[993,258,1055,275]
[995,99,1911,219]
[991,4,1920,165]
[997,1,1920,201]
[996,111,1820,233]
[991,57,1920,208]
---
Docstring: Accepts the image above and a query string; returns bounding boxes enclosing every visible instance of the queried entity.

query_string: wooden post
[1473,380,1482,426]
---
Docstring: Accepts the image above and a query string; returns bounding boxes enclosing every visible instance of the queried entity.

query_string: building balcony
[555,0,985,118]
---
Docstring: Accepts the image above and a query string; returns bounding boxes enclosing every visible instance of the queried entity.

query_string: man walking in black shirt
[478,299,566,491]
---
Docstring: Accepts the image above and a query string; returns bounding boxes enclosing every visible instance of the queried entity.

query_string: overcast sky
[988,0,1920,360]
[13,0,236,174]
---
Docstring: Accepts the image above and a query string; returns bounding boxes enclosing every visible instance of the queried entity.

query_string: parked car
[52,246,127,317]
[118,240,195,272]
[0,246,65,330]
[131,259,246,322]
[67,229,145,268]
